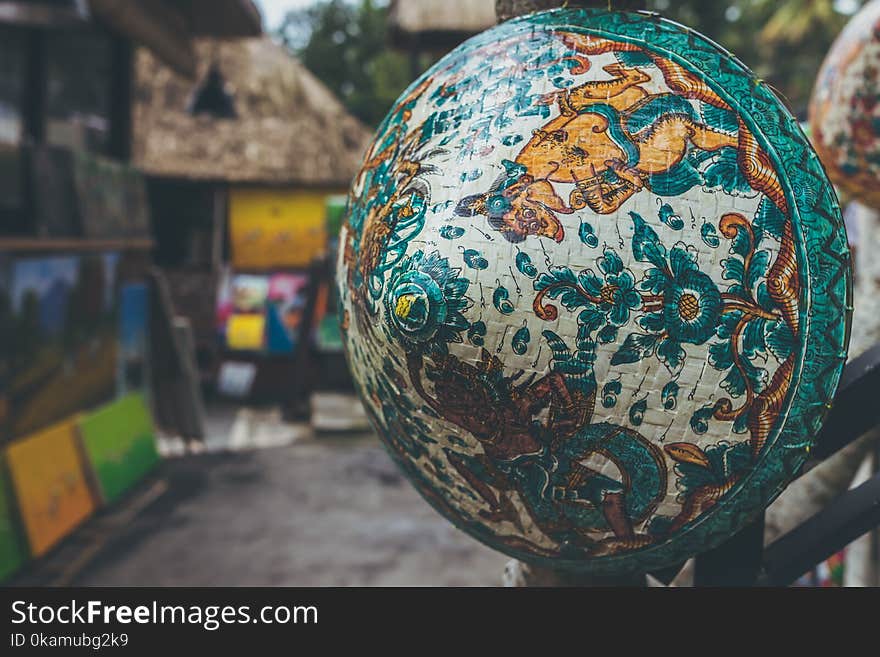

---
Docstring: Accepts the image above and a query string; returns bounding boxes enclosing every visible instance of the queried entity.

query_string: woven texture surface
[339,8,851,574]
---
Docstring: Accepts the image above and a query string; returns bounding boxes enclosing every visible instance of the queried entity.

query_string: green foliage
[276,0,421,127]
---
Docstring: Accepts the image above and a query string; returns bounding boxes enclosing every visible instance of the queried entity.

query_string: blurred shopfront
[132,36,370,413]
[0,0,261,582]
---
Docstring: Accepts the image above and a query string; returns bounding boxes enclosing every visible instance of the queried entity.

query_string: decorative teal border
[349,8,853,575]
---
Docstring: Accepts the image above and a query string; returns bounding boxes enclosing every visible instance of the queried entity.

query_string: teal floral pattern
[338,8,850,575]
[383,250,471,356]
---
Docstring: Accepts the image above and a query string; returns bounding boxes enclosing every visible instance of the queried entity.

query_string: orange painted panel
[229,188,336,270]
[6,418,96,557]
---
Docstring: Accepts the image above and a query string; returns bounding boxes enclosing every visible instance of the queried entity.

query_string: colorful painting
[218,273,269,351]
[229,188,332,270]
[3,253,120,441]
[265,273,310,353]
[226,314,266,351]
[6,418,97,557]
[230,274,269,313]
[338,9,851,574]
[77,393,159,505]
[810,0,880,208]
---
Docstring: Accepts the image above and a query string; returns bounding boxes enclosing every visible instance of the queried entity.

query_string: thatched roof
[388,0,495,46]
[132,37,372,186]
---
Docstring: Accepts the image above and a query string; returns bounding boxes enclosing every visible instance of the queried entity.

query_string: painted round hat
[810,0,880,209]
[338,8,851,574]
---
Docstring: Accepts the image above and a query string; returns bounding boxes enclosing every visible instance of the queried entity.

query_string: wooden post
[22,27,47,145]
[107,34,133,162]
[495,0,649,587]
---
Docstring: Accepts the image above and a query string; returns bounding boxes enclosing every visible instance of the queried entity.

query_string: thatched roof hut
[388,0,496,47]
[132,37,372,187]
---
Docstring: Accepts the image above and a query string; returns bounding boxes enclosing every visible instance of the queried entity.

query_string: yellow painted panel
[6,418,96,557]
[229,188,339,270]
[226,314,266,351]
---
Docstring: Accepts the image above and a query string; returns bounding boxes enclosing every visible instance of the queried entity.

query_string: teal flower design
[383,250,471,355]
[576,248,641,335]
[662,263,722,345]
[615,213,724,371]
[637,246,721,368]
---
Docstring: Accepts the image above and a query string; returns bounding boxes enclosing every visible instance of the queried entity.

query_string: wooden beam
[0,238,154,252]
[88,0,197,80]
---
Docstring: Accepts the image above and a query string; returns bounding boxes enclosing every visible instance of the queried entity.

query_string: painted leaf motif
[708,338,735,371]
[658,203,684,230]
[729,221,753,258]
[704,147,751,194]
[602,380,622,408]
[765,320,794,361]
[463,249,489,270]
[721,357,766,398]
[722,257,745,284]
[440,225,465,240]
[629,211,668,269]
[690,405,715,434]
[543,330,590,376]
[657,338,686,372]
[611,332,659,365]
[756,281,776,313]
[716,310,742,342]
[467,320,487,346]
[535,266,593,312]
[597,324,618,344]
[578,307,605,333]
[493,287,514,315]
[640,267,667,294]
[512,325,530,355]
[742,317,767,358]
[629,399,647,426]
[746,250,771,290]
[579,221,599,247]
[662,380,679,410]
[700,221,720,248]
[754,196,786,241]
[515,251,538,278]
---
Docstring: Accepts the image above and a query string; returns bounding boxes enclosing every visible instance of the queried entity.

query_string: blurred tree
[276,0,415,127]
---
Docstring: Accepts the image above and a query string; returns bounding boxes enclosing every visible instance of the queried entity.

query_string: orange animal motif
[456,39,739,242]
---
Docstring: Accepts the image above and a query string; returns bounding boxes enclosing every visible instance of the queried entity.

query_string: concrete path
[69,433,508,586]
